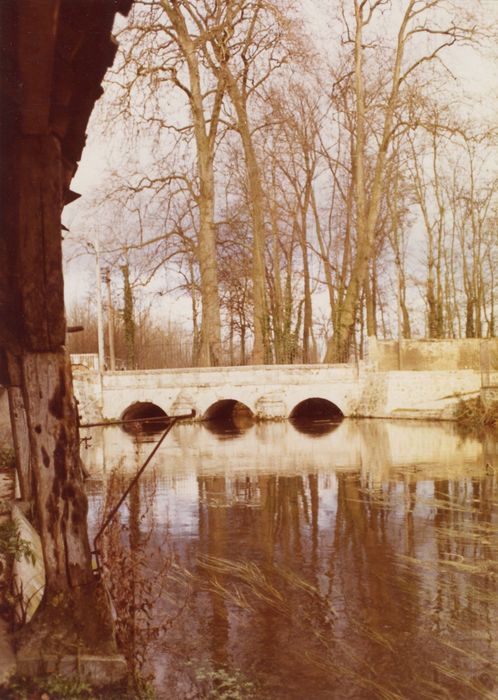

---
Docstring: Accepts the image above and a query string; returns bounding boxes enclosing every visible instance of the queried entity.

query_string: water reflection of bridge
[81,419,494,484]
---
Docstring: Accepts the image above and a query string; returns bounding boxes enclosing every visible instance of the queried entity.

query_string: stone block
[15,653,128,686]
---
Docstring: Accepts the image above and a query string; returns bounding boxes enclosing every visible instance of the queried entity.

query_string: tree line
[68,0,498,367]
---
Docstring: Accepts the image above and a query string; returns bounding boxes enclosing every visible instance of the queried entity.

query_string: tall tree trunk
[269,178,284,362]
[312,187,335,315]
[297,217,313,363]
[365,262,377,338]
[298,173,314,364]
[187,256,201,363]
[325,0,416,361]
[161,1,223,366]
[399,267,411,339]
[187,58,222,366]
[12,348,117,658]
[224,73,268,363]
[196,166,222,366]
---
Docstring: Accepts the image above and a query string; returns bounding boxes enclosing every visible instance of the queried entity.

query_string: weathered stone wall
[72,368,102,424]
[357,370,481,419]
[368,337,498,372]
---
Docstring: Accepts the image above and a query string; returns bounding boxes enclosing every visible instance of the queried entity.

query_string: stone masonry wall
[368,337,498,372]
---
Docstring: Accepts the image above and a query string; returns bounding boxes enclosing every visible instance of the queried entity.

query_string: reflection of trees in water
[432,477,496,633]
[165,470,498,699]
[89,422,497,697]
[198,476,230,667]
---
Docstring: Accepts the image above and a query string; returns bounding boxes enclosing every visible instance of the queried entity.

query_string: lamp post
[104,268,116,370]
[396,255,403,371]
[95,235,105,374]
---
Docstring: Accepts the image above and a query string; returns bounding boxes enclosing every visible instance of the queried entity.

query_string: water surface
[83,419,498,699]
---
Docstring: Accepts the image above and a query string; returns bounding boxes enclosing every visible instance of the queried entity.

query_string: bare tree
[324,0,480,361]
[108,0,228,365]
[200,0,306,362]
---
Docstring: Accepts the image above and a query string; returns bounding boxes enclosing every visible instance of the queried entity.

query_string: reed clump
[455,397,498,434]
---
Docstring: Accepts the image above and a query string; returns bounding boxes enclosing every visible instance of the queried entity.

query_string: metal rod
[91,408,195,576]
[80,412,196,429]
[396,256,403,371]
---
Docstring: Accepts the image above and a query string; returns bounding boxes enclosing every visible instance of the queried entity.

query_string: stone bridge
[72,358,483,424]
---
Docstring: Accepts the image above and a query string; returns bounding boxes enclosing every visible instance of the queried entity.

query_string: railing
[70,342,350,372]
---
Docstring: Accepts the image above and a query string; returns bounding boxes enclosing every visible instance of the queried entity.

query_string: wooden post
[21,348,93,593]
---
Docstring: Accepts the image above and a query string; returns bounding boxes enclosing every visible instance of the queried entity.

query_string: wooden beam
[18,135,66,350]
[18,0,60,135]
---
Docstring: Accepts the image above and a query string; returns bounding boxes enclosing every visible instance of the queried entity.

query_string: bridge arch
[203,399,254,421]
[290,397,344,421]
[120,401,169,432]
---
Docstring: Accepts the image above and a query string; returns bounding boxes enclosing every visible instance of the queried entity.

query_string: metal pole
[91,409,195,576]
[95,235,105,374]
[80,412,197,429]
[104,269,116,371]
[396,256,402,371]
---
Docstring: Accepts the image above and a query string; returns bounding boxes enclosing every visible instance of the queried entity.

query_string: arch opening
[120,401,169,434]
[203,400,254,437]
[289,398,343,437]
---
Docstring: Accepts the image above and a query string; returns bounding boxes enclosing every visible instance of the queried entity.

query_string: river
[82,417,498,699]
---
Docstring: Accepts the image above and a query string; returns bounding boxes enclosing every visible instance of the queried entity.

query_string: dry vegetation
[455,398,498,435]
